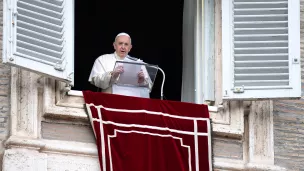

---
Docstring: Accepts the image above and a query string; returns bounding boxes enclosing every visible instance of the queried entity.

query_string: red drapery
[83,91,212,171]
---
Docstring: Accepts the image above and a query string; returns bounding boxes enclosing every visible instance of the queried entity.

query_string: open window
[71,0,184,101]
[222,0,301,100]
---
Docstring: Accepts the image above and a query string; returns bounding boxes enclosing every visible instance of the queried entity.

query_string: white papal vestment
[88,52,152,98]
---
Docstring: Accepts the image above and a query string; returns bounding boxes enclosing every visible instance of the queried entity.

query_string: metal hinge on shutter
[12,12,18,26]
[233,86,244,93]
[54,61,66,71]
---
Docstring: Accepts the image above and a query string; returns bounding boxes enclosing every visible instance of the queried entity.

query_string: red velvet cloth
[83,91,212,171]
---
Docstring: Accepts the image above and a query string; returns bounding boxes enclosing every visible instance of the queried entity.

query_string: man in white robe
[88,33,152,97]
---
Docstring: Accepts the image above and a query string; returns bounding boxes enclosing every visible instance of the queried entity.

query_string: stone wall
[273,0,304,170]
[0,0,10,170]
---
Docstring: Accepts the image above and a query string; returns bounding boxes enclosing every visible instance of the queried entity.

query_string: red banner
[83,91,212,171]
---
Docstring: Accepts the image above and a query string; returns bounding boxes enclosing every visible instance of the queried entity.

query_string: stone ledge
[213,158,287,171]
[4,136,98,157]
[3,137,287,171]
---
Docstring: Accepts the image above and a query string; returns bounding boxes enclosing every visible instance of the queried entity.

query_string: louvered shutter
[222,0,301,100]
[2,0,74,85]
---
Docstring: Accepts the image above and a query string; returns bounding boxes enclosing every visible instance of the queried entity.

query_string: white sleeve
[88,58,114,89]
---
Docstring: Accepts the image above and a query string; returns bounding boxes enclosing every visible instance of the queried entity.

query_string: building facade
[0,0,303,170]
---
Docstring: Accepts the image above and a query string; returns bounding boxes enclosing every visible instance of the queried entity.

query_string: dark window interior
[74,0,184,101]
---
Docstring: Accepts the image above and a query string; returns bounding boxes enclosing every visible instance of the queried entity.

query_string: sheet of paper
[115,61,142,86]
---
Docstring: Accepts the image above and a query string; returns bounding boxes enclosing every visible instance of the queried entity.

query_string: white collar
[114,52,128,60]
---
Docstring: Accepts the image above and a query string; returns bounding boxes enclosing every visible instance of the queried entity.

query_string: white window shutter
[222,0,301,100]
[2,0,74,85]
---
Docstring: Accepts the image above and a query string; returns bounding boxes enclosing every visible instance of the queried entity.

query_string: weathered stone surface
[212,137,243,160]
[273,0,304,170]
[41,122,95,143]
[0,0,10,170]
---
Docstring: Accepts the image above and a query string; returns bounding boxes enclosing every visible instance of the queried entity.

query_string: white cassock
[88,52,152,98]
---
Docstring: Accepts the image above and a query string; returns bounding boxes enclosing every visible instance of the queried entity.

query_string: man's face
[113,35,132,58]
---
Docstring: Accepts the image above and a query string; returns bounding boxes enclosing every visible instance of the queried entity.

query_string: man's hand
[112,66,124,78]
[137,69,145,84]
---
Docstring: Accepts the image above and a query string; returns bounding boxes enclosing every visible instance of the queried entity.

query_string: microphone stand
[158,67,165,100]
[149,65,165,100]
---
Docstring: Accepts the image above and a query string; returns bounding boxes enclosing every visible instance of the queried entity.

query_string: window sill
[66,90,220,112]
